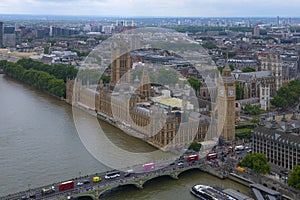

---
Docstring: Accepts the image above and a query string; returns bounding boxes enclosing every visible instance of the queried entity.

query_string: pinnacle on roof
[281,113,287,122]
[291,111,297,120]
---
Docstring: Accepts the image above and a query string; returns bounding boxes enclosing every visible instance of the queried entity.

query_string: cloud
[0,0,299,17]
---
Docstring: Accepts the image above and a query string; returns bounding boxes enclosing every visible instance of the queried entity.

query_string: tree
[227,52,236,58]
[44,47,50,54]
[47,40,56,45]
[238,153,270,174]
[188,77,202,95]
[229,64,235,71]
[251,116,260,124]
[235,129,252,139]
[218,66,224,73]
[0,60,7,69]
[48,79,66,97]
[2,60,67,98]
[244,104,261,115]
[271,96,288,109]
[71,49,89,57]
[271,80,300,109]
[242,67,256,73]
[101,75,110,84]
[188,142,202,152]
[201,43,218,49]
[235,83,243,100]
[16,58,78,82]
[288,165,300,189]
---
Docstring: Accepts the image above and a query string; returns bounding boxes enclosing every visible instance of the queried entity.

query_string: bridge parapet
[2,163,220,200]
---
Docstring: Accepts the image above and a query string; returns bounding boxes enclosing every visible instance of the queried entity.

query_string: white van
[235,145,245,151]
[105,171,120,179]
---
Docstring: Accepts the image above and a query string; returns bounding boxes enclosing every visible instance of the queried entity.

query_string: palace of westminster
[66,39,287,151]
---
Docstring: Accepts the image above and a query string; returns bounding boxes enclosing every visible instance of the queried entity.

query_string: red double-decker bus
[59,181,74,191]
[187,154,198,162]
[206,153,218,160]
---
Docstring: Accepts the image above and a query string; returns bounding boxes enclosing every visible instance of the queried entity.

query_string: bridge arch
[177,166,202,177]
[99,183,140,199]
[75,194,95,200]
[77,196,94,200]
[142,174,176,187]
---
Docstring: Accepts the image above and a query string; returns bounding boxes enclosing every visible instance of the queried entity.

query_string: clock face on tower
[229,89,234,96]
[219,89,224,96]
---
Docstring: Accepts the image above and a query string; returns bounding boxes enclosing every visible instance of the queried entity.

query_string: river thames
[0,74,249,199]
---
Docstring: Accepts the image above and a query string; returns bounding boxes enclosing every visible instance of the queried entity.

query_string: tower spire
[222,52,231,76]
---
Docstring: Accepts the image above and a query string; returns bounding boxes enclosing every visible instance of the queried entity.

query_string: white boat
[190,185,237,200]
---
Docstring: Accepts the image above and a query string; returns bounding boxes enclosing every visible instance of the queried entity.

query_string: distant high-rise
[15,29,22,45]
[4,26,15,34]
[288,18,292,25]
[0,21,3,48]
[253,25,260,36]
[3,34,16,48]
[277,16,280,27]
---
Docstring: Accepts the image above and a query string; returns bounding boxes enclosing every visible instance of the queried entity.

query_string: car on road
[93,176,101,182]
[124,172,132,177]
[82,180,90,184]
[178,162,184,167]
[125,169,134,177]
[191,161,197,165]
[41,186,55,195]
[21,196,28,200]
[206,161,213,166]
[77,182,83,186]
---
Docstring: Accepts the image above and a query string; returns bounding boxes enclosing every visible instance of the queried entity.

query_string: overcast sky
[0,0,299,17]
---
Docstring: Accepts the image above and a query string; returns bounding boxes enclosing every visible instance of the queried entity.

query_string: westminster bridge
[1,158,227,200]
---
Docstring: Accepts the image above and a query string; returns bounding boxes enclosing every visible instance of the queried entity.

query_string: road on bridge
[2,155,208,200]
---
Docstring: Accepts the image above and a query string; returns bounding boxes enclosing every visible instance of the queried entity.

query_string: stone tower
[260,81,270,111]
[110,36,131,87]
[260,54,282,92]
[138,66,151,101]
[217,60,236,142]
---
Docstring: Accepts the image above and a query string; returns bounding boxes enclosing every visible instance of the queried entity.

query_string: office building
[0,21,3,48]
[253,113,300,170]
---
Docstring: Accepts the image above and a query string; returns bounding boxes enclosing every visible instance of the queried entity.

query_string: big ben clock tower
[217,60,235,142]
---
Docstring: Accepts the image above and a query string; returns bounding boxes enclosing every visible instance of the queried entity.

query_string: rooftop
[152,97,183,108]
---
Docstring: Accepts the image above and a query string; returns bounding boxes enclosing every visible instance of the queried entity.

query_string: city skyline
[0,0,299,17]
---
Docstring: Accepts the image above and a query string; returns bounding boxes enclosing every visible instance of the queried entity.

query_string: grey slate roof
[233,71,272,81]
